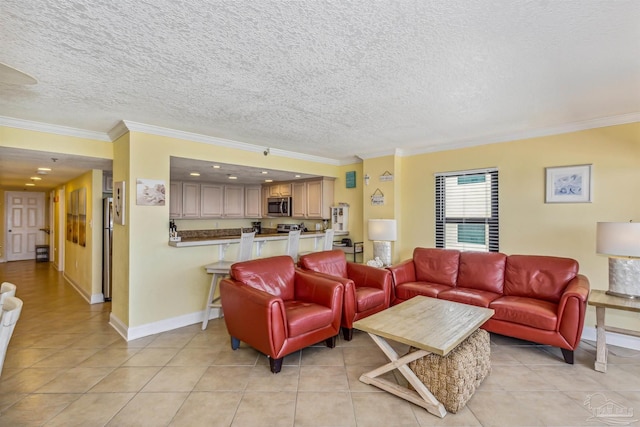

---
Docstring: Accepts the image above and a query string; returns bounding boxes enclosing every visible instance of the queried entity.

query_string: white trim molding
[582,325,640,352]
[110,308,222,341]
[0,115,111,141]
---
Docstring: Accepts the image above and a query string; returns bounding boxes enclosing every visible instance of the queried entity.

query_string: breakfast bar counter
[168,230,347,248]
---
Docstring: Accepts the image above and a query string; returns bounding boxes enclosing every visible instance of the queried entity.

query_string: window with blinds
[435,168,499,252]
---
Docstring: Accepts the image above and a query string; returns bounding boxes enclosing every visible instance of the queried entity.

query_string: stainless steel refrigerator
[103,197,113,301]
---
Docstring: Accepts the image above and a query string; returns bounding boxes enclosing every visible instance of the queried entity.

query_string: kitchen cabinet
[269,183,292,197]
[182,182,201,218]
[223,185,244,217]
[169,181,182,219]
[244,186,262,218]
[291,182,307,218]
[291,177,335,219]
[200,184,223,218]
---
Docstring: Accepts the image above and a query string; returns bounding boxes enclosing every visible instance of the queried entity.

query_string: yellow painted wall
[122,131,343,327]
[0,126,112,159]
[398,122,640,330]
[0,189,4,259]
[334,163,364,242]
[62,170,103,299]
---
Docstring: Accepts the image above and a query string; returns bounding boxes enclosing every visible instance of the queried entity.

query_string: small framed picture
[545,164,592,203]
[114,181,126,225]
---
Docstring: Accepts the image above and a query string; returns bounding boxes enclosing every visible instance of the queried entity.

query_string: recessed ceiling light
[294,175,301,178]
[261,171,268,174]
[190,172,200,176]
[212,165,221,169]
[37,167,51,171]
[25,183,35,186]
[228,176,238,180]
[265,179,273,183]
[30,176,42,180]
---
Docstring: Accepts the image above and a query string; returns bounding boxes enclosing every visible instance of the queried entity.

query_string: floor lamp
[368,219,397,267]
[596,222,640,299]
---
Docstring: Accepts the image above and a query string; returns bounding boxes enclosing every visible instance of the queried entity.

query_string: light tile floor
[1,260,640,426]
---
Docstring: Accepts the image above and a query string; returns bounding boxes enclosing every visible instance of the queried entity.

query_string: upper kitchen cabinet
[201,183,224,218]
[182,182,201,218]
[169,181,182,219]
[244,186,262,218]
[291,177,335,219]
[269,183,292,197]
[223,185,245,218]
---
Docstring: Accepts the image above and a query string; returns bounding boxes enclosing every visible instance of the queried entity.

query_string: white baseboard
[582,326,640,351]
[109,307,223,341]
[63,273,104,304]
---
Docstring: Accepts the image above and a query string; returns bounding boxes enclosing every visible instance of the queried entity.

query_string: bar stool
[285,229,301,261]
[202,231,255,330]
[323,229,335,250]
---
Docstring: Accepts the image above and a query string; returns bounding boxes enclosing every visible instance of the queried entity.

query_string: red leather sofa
[388,248,590,364]
[298,249,392,341]
[220,256,344,373]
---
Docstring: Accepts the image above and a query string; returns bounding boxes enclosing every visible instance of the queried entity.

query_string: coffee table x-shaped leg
[359,333,447,418]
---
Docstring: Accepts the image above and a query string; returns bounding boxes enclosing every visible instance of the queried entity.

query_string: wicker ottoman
[408,328,490,413]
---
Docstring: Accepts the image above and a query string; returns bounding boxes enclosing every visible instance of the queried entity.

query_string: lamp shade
[368,219,397,241]
[596,222,640,257]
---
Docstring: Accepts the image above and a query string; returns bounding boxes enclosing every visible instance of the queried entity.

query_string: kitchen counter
[168,230,347,248]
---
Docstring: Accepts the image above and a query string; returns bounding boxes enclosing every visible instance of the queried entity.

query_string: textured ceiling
[1,0,640,189]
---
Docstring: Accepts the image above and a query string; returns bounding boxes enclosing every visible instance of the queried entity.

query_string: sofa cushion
[284,300,333,336]
[413,248,459,287]
[356,287,386,312]
[231,256,295,300]
[489,296,558,331]
[504,255,578,303]
[457,251,507,294]
[438,288,501,308]
[395,282,451,300]
[298,250,348,279]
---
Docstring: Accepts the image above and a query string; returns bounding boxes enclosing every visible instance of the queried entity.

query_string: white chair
[0,296,23,377]
[0,282,17,309]
[323,229,335,251]
[202,231,256,330]
[285,229,301,261]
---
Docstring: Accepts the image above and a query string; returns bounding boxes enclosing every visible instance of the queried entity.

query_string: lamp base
[372,241,391,267]
[607,257,640,299]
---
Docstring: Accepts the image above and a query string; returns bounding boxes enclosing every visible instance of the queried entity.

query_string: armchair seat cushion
[490,296,558,331]
[438,288,500,308]
[395,282,450,300]
[356,287,387,312]
[284,301,334,336]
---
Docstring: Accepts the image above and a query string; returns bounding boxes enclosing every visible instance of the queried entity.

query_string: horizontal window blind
[435,169,499,252]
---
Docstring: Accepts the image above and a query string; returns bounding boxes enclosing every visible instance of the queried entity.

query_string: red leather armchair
[298,249,392,341]
[220,255,344,373]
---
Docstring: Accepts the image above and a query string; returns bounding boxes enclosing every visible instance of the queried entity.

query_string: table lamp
[596,221,640,299]
[368,219,397,267]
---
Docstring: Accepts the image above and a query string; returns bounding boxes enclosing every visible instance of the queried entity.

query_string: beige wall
[2,121,639,336]
[398,122,640,330]
[62,170,103,300]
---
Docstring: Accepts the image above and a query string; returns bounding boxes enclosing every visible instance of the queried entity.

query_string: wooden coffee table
[353,296,494,417]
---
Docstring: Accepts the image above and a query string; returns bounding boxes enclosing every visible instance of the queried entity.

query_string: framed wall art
[114,181,126,225]
[545,164,592,203]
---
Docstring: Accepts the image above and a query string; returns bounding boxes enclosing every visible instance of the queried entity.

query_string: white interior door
[6,191,45,261]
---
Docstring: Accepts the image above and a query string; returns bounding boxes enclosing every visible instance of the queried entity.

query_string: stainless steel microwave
[267,197,292,217]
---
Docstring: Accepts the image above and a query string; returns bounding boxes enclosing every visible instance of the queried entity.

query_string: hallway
[1,260,640,426]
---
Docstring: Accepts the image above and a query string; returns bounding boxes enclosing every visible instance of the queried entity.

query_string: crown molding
[0,116,111,141]
[398,112,640,157]
[116,120,341,165]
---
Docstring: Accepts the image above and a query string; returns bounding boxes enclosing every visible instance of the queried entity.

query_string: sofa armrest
[557,274,590,348]
[347,262,392,305]
[387,259,416,286]
[294,269,344,311]
[220,278,288,356]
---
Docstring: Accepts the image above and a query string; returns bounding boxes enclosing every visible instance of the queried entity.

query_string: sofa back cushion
[413,248,459,287]
[230,255,295,300]
[298,250,348,279]
[504,255,578,303]
[458,251,507,294]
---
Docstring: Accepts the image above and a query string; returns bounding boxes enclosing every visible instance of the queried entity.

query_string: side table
[587,289,640,372]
